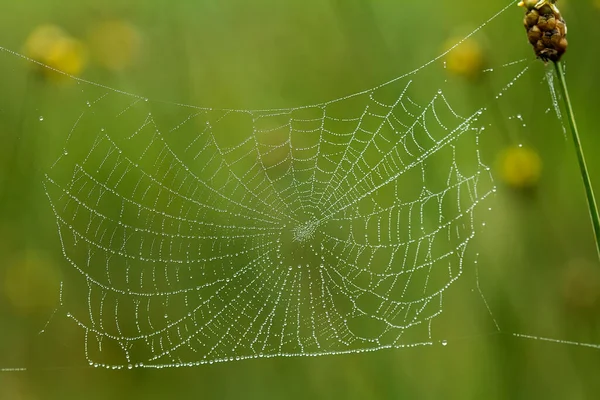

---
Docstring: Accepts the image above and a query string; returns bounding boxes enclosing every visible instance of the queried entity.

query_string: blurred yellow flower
[88,20,142,71]
[3,251,61,314]
[23,24,87,80]
[497,145,542,188]
[444,37,485,80]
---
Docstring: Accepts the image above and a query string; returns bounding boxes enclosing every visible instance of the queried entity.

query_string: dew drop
[39,116,44,121]
[128,364,133,370]
[441,340,448,346]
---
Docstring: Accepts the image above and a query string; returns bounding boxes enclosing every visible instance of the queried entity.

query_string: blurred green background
[1,0,600,399]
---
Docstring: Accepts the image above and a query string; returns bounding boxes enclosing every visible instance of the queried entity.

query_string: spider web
[5,1,587,371]
[43,74,492,368]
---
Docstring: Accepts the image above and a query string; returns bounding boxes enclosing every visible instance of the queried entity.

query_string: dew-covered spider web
[1,0,598,372]
[40,62,500,367]
[45,77,494,368]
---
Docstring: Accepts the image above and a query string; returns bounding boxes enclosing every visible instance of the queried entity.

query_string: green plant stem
[553,60,600,261]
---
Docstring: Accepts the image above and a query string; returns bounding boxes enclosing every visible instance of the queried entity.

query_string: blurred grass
[1,0,600,399]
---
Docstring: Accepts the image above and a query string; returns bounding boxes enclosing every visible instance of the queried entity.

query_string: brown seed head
[519,0,568,62]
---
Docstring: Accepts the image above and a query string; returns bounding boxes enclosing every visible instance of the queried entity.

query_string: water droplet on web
[39,116,44,121]
[86,101,91,107]
[128,364,133,370]
[441,340,448,346]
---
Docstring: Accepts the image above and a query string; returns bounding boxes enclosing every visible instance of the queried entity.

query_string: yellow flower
[88,20,142,71]
[497,145,542,188]
[444,37,485,80]
[23,24,87,80]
